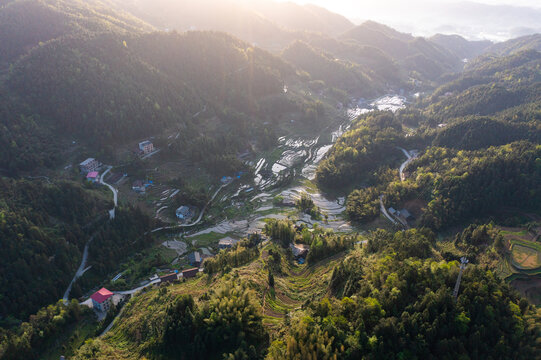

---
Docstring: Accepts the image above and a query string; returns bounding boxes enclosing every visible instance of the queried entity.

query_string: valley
[0,0,540,359]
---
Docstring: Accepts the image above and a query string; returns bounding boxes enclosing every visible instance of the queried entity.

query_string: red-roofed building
[90,288,113,312]
[86,171,99,183]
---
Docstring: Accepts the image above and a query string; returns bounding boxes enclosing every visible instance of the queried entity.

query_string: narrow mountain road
[26,175,52,184]
[379,195,398,225]
[100,166,118,219]
[115,279,161,295]
[64,166,119,303]
[379,147,418,227]
[397,146,417,181]
[100,166,118,207]
[99,279,161,337]
[63,233,96,304]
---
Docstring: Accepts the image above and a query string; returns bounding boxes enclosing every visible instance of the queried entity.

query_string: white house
[79,158,100,173]
[90,287,113,312]
[139,140,154,155]
[175,206,192,220]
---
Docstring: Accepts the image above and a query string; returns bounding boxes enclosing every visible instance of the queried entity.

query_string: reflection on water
[188,95,407,238]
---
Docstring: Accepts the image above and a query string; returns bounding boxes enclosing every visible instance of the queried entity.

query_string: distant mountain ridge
[429,34,492,59]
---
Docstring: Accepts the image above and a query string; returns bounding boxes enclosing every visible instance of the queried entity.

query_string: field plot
[511,244,541,270]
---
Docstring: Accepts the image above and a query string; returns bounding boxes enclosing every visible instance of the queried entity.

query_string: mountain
[106,0,354,50]
[317,50,541,225]
[0,0,153,68]
[281,41,378,96]
[341,21,463,81]
[486,34,541,55]
[249,1,354,36]
[1,1,540,359]
[429,34,492,60]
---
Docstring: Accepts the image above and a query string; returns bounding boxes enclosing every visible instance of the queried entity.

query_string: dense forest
[268,230,541,359]
[318,50,541,230]
[384,141,541,230]
[0,178,156,323]
[0,179,108,320]
[1,0,541,358]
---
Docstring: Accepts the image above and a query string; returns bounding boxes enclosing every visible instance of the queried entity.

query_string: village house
[132,180,147,193]
[175,206,193,220]
[160,272,178,283]
[90,288,113,312]
[139,140,154,155]
[79,158,100,173]
[188,251,202,267]
[398,209,413,222]
[220,176,233,184]
[290,243,310,260]
[182,268,199,279]
[86,171,99,183]
[218,237,238,250]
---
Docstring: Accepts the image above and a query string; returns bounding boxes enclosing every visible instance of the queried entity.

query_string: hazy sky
[278,0,541,14]
[277,0,541,40]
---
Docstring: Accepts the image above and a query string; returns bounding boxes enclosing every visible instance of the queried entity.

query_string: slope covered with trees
[0,179,108,320]
[318,50,541,230]
[281,40,377,95]
[0,178,156,322]
[55,228,541,359]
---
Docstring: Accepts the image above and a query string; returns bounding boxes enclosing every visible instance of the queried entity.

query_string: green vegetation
[295,192,321,220]
[161,282,268,359]
[0,177,156,322]
[0,300,88,359]
[204,238,260,274]
[1,1,541,358]
[270,251,540,359]
[316,111,409,189]
[55,227,541,359]
[0,179,108,320]
[402,142,540,230]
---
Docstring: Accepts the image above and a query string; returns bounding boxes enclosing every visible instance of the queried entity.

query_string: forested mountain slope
[486,34,541,55]
[341,21,463,81]
[281,40,379,96]
[429,33,492,59]
[0,0,153,68]
[317,50,541,230]
[106,0,354,49]
[1,28,298,172]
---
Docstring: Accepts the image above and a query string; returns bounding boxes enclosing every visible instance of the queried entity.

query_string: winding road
[397,147,417,181]
[379,147,419,227]
[64,165,119,304]
[379,195,398,225]
[63,234,96,304]
[100,166,118,219]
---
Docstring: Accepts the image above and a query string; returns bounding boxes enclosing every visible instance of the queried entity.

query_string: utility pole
[453,257,468,299]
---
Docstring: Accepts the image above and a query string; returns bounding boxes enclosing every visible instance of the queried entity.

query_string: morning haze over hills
[0,0,540,359]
